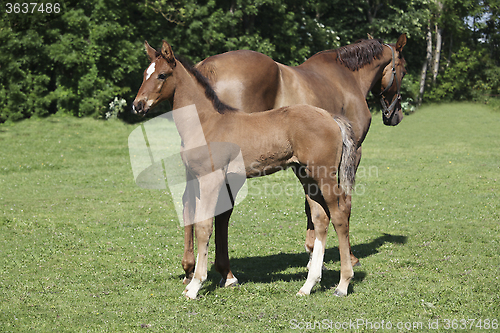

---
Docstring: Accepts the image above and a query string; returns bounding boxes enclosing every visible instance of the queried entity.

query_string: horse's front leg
[215,207,238,287]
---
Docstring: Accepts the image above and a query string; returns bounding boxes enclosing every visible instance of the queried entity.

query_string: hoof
[182,277,192,285]
[296,289,309,296]
[183,288,198,300]
[333,289,346,297]
[220,276,239,288]
[353,261,361,267]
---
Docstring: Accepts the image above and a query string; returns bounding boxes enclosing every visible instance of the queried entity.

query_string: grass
[0,103,499,332]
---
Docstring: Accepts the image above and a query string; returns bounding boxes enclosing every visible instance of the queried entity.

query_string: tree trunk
[418,23,433,105]
[432,23,443,83]
[432,1,444,83]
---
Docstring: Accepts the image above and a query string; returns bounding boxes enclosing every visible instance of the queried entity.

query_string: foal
[134,41,357,299]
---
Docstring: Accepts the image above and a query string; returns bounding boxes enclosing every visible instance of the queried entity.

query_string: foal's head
[376,34,407,126]
[132,41,177,115]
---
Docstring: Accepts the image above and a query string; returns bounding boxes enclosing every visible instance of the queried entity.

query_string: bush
[0,0,149,122]
[426,45,500,104]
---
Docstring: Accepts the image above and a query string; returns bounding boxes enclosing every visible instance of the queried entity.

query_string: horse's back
[196,50,280,113]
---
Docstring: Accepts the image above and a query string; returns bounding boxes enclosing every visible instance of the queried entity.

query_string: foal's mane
[319,39,385,71]
[177,57,238,114]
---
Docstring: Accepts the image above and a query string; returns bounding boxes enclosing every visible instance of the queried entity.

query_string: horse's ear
[161,40,176,67]
[396,33,407,52]
[144,41,157,62]
[367,33,374,40]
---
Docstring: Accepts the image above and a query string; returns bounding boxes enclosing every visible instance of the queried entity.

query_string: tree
[0,0,155,121]
[1,0,499,122]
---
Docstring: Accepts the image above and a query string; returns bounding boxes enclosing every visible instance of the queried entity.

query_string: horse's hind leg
[298,192,329,295]
[305,195,327,271]
[304,197,316,263]
[215,207,238,287]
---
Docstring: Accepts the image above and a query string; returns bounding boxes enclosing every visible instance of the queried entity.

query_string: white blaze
[146,62,156,80]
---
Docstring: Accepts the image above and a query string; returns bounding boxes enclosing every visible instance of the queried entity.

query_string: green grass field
[1,103,499,332]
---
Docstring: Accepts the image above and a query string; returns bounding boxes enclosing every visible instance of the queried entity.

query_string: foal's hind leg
[323,186,353,296]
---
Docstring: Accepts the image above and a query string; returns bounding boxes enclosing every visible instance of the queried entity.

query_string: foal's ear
[144,41,157,62]
[367,33,374,40]
[396,33,407,52]
[160,40,176,67]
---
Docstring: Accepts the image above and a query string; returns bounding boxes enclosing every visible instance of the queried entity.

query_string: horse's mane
[318,39,385,71]
[176,57,238,114]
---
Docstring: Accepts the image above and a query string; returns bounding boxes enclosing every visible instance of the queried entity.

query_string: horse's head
[132,41,176,115]
[378,34,407,126]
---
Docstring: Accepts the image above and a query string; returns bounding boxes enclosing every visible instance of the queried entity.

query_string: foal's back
[207,104,343,178]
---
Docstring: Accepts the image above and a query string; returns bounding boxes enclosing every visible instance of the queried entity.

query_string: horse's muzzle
[382,108,403,126]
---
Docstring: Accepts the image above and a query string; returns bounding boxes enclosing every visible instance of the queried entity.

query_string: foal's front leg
[183,217,213,299]
[183,171,225,299]
[181,178,196,284]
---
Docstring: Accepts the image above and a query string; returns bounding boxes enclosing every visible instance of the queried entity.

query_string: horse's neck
[355,48,393,96]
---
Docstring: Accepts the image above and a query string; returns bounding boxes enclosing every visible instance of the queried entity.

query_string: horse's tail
[334,116,356,196]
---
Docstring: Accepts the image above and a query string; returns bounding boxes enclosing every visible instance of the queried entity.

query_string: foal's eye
[158,73,167,80]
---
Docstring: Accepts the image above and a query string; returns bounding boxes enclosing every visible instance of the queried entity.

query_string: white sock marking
[299,238,324,295]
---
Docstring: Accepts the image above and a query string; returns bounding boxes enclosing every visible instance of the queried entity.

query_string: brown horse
[133,35,408,285]
[133,40,357,299]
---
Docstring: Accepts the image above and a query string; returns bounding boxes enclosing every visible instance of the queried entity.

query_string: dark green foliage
[1,0,499,122]
[0,0,152,121]
[427,45,500,104]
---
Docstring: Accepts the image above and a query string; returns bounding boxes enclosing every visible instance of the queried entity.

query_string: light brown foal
[133,41,357,298]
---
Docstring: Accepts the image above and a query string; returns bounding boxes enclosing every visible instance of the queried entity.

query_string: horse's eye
[158,73,167,80]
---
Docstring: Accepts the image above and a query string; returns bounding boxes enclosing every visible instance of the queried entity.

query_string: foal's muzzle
[132,100,148,115]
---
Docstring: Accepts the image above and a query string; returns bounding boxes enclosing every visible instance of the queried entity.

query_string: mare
[133,41,357,299]
[133,35,408,286]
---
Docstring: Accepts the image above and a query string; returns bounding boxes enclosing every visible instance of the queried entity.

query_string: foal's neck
[172,61,221,123]
[171,61,224,148]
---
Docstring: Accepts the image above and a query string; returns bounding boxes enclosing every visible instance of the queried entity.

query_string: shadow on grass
[176,233,407,293]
